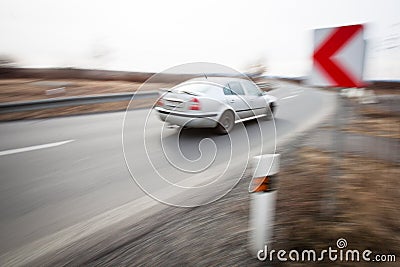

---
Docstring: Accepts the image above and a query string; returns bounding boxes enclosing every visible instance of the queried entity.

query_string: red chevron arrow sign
[310,24,366,87]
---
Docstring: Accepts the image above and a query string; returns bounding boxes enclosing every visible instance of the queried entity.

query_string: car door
[223,81,251,119]
[241,80,267,117]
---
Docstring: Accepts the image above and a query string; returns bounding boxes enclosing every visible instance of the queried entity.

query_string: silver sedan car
[154,77,277,134]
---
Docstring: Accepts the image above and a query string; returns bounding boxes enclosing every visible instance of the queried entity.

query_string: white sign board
[309,24,366,88]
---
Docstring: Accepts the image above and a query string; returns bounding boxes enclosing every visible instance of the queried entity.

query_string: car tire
[270,102,276,115]
[264,102,276,120]
[215,110,235,134]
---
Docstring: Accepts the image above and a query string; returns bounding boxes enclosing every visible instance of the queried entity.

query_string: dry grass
[0,78,170,121]
[343,102,400,139]
[337,155,400,248]
[0,79,172,103]
[274,147,400,266]
[343,116,400,139]
[0,98,156,121]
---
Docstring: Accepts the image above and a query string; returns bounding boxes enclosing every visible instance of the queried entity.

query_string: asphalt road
[0,81,335,264]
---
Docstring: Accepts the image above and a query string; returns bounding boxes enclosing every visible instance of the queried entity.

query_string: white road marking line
[0,140,74,156]
[280,94,298,100]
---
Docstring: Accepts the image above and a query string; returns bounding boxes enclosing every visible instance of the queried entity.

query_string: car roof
[185,76,251,86]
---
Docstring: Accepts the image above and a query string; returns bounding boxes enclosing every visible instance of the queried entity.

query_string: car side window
[243,80,263,96]
[223,86,233,95]
[227,82,245,95]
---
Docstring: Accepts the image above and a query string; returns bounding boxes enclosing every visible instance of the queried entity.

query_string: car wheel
[215,110,234,134]
[264,102,276,120]
[270,102,276,115]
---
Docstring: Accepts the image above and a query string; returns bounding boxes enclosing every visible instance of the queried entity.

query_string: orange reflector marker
[252,176,269,192]
[250,175,277,193]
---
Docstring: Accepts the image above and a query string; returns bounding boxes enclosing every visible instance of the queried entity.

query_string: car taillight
[189,97,201,110]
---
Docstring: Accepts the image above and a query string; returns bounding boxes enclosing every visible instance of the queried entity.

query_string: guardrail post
[248,154,280,258]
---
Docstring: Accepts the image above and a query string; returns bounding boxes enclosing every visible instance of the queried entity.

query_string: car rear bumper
[155,107,219,128]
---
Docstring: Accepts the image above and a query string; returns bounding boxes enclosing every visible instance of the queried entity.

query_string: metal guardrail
[0,91,159,113]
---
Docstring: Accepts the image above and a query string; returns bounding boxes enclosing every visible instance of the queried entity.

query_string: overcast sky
[0,0,399,79]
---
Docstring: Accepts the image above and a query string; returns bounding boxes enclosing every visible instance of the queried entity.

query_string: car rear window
[172,83,213,94]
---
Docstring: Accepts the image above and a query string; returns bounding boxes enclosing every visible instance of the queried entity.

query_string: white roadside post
[248,154,280,258]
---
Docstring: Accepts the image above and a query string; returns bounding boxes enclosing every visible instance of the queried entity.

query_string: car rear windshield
[172,83,217,94]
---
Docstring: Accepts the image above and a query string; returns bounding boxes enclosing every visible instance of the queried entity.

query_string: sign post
[308,24,366,215]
